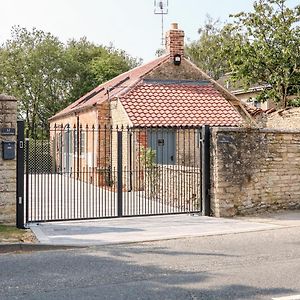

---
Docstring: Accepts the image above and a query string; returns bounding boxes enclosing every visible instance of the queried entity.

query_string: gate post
[117,130,123,217]
[16,120,25,228]
[0,95,17,225]
[202,125,211,216]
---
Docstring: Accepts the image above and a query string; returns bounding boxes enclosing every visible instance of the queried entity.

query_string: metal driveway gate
[16,121,210,228]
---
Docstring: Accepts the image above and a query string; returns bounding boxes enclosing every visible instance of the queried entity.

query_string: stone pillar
[0,94,17,224]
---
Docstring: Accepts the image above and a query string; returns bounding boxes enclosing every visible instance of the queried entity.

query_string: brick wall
[211,127,300,217]
[165,23,185,58]
[0,94,17,224]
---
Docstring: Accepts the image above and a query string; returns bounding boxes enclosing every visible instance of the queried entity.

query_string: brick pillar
[0,94,17,224]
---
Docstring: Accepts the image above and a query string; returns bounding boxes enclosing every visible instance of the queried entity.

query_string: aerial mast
[154,0,169,47]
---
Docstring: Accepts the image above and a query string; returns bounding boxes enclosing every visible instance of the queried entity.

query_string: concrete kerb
[0,243,85,254]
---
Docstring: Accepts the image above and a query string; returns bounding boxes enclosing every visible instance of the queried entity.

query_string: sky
[0,0,298,62]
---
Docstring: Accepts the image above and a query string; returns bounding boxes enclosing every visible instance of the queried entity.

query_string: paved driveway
[28,212,299,246]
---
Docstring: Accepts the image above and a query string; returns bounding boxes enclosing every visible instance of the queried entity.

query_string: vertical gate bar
[25,128,30,223]
[73,124,76,219]
[104,125,107,217]
[67,124,70,220]
[85,125,88,218]
[16,120,25,229]
[41,128,44,221]
[100,126,103,217]
[92,125,95,218]
[47,126,50,221]
[188,128,191,212]
[193,128,199,211]
[33,129,37,221]
[117,130,123,217]
[58,124,65,219]
[54,125,57,220]
[201,125,211,216]
[176,128,179,213]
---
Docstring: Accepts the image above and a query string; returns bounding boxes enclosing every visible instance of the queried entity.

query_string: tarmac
[1,210,299,253]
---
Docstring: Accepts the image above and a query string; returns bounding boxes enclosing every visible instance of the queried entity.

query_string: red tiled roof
[120,82,243,127]
[49,54,170,120]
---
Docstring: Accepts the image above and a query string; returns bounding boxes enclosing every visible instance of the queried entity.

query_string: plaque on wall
[0,128,16,135]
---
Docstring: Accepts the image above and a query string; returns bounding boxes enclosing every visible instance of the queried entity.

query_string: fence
[16,122,210,225]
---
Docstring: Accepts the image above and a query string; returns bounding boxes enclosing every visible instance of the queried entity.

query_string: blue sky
[0,0,298,62]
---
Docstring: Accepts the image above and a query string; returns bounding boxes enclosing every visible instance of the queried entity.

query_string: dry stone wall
[211,127,300,217]
[0,94,17,224]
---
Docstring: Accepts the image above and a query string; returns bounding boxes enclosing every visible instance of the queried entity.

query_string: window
[80,131,85,155]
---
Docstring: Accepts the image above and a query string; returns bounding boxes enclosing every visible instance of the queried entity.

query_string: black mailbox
[2,141,16,160]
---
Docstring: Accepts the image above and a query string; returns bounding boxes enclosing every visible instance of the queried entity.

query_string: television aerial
[154,0,169,47]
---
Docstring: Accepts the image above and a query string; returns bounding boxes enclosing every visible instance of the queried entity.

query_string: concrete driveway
[29,211,300,246]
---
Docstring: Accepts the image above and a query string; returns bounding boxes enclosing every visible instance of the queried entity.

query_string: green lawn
[0,225,31,243]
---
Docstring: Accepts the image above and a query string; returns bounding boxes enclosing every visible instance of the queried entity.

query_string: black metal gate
[16,121,210,228]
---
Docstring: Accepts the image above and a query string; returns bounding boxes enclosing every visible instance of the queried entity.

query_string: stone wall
[145,165,201,211]
[267,107,300,129]
[0,94,17,224]
[211,127,300,217]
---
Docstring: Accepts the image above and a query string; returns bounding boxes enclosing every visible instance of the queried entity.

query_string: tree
[186,16,234,80]
[0,27,140,134]
[0,27,70,134]
[225,0,300,107]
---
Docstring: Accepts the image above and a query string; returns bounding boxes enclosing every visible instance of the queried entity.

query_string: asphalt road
[0,226,300,300]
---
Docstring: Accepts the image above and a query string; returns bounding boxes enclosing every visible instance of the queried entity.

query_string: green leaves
[0,27,141,134]
[228,0,300,107]
[186,17,231,80]
[186,0,300,108]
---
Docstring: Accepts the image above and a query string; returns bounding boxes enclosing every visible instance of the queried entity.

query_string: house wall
[267,107,300,130]
[49,108,100,183]
[110,98,132,189]
[235,92,267,109]
[0,95,17,224]
[211,127,300,217]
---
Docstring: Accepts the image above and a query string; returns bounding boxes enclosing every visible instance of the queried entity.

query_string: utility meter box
[2,141,15,160]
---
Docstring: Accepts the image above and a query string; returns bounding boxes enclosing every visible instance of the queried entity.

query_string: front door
[148,129,176,165]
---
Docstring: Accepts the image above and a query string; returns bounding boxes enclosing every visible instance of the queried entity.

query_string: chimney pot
[171,23,178,30]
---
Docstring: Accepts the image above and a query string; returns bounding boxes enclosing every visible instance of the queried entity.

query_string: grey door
[148,129,176,165]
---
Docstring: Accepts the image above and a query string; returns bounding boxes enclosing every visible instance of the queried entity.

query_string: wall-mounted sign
[0,128,16,136]
[217,135,233,144]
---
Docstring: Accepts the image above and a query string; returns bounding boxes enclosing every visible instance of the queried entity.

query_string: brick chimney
[165,23,185,58]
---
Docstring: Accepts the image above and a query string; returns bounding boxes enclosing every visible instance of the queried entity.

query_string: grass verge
[0,225,36,243]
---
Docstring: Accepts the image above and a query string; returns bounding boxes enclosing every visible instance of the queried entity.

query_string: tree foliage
[0,27,140,133]
[226,0,300,107]
[186,16,233,80]
[187,0,300,108]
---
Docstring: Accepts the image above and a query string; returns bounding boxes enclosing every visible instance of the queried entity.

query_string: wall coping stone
[212,127,300,135]
[0,94,17,102]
